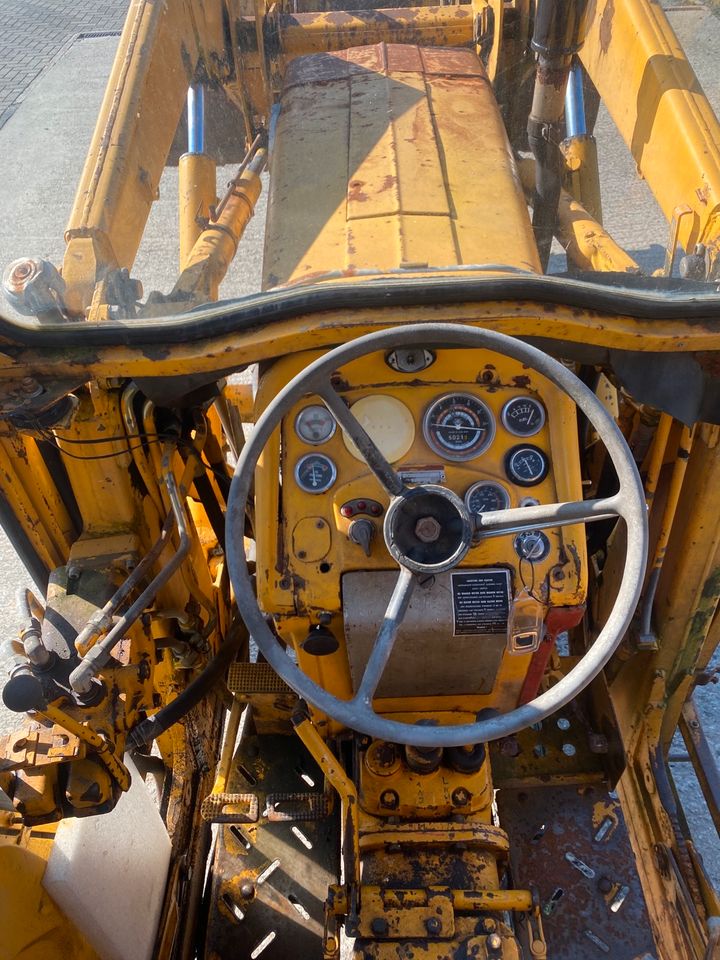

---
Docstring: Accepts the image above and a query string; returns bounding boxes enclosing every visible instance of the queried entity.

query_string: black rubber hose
[127,619,248,749]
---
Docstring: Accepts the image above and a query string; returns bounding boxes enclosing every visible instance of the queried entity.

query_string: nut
[414,516,441,543]
[380,789,399,810]
[425,917,442,935]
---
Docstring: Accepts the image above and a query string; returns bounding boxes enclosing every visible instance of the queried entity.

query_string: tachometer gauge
[465,480,510,514]
[422,393,495,461]
[505,445,549,486]
[294,404,336,445]
[294,453,337,493]
[501,396,546,437]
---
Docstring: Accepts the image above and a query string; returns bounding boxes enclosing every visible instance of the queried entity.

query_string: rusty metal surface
[263,43,540,289]
[204,732,339,960]
[498,785,656,959]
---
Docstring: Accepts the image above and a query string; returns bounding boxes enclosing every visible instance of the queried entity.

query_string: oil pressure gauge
[501,396,545,437]
[423,393,495,461]
[295,453,337,493]
[295,404,336,444]
[505,445,549,486]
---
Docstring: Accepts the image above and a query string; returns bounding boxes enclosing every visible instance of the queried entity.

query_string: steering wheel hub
[384,484,473,574]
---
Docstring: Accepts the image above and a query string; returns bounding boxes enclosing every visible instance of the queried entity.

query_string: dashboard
[253,345,588,713]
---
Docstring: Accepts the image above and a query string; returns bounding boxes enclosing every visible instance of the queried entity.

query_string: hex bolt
[380,789,399,810]
[414,516,442,543]
[370,917,389,936]
[425,917,442,935]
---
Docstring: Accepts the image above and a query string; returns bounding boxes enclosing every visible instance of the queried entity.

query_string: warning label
[451,569,511,636]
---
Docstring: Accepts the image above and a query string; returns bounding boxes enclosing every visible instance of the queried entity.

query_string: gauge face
[294,454,337,493]
[423,393,495,461]
[464,481,511,514]
[342,395,415,464]
[505,445,549,486]
[501,396,546,437]
[295,404,336,445]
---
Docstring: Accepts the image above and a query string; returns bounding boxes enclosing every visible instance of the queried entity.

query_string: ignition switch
[348,519,375,557]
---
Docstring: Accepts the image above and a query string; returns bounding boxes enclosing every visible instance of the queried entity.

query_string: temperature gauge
[501,396,545,437]
[294,404,336,445]
[505,445,549,487]
[465,481,511,514]
[294,454,337,494]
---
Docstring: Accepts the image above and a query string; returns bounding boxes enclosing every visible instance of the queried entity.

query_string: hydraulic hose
[127,618,247,749]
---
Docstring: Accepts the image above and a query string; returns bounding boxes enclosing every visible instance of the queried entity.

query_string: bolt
[452,787,471,807]
[380,789,399,810]
[597,875,613,895]
[487,932,503,954]
[425,917,442,935]
[370,917,389,936]
[480,917,497,933]
[240,881,255,899]
[499,735,521,758]
[414,515,441,543]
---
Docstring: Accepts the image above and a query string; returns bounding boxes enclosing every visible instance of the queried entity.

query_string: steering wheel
[226,323,648,748]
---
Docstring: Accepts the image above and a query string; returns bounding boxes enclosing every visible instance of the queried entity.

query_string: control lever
[348,518,375,557]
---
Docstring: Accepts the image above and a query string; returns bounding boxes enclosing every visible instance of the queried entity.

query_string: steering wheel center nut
[384,484,473,574]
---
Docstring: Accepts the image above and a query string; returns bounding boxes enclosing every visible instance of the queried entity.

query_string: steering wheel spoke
[474,495,622,539]
[318,384,405,497]
[354,566,415,706]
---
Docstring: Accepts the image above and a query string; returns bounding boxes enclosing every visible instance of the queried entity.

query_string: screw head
[380,789,399,810]
[239,880,255,899]
[425,916,442,935]
[452,787,472,807]
[370,917,389,936]
[487,932,503,952]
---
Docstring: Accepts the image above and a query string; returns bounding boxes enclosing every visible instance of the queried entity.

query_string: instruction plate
[451,569,511,636]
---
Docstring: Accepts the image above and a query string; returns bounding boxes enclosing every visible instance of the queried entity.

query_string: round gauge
[501,396,546,437]
[505,445,549,486]
[423,393,495,461]
[294,454,337,494]
[295,404,336,445]
[342,395,415,464]
[465,481,511,515]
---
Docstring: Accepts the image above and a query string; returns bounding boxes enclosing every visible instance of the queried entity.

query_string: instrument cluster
[291,391,549,517]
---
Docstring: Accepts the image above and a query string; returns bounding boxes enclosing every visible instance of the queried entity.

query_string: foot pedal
[201,791,259,823]
[266,792,333,822]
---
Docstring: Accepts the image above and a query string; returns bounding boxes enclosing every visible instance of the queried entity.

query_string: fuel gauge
[295,453,337,494]
[501,396,545,437]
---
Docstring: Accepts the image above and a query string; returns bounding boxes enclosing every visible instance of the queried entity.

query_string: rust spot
[599,0,614,54]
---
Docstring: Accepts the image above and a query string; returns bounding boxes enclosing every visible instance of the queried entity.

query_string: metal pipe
[70,451,191,693]
[120,383,165,518]
[638,424,694,647]
[187,84,205,155]
[565,61,587,137]
[644,412,673,508]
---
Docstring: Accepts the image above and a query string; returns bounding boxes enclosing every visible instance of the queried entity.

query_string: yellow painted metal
[263,44,540,290]
[38,704,131,792]
[580,0,720,267]
[354,885,534,915]
[276,7,475,58]
[561,135,603,225]
[162,152,265,308]
[62,0,207,314]
[178,152,217,269]
[644,412,673,509]
[518,157,638,273]
[645,424,694,595]
[0,843,101,960]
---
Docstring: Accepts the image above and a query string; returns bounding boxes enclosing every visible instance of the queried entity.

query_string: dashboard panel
[253,345,588,715]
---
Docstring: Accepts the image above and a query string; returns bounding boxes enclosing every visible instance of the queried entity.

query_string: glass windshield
[0,0,719,325]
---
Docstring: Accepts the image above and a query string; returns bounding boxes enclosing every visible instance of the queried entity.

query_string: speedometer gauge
[501,396,545,437]
[295,404,336,444]
[465,481,510,514]
[295,454,337,493]
[422,393,495,461]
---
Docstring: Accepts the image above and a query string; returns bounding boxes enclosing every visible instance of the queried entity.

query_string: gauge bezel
[422,392,496,461]
[464,480,511,514]
[294,453,337,494]
[505,444,549,487]
[501,395,546,438]
[294,404,337,445]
